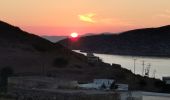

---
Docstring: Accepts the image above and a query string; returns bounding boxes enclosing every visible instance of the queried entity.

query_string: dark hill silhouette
[0,20,84,75]
[59,25,170,57]
[0,21,63,52]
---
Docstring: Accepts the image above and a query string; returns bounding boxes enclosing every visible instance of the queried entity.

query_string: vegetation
[32,44,49,52]
[162,84,170,93]
[74,64,82,69]
[0,94,15,100]
[110,82,118,90]
[154,80,165,88]
[0,67,14,93]
[53,57,69,68]
[138,79,147,90]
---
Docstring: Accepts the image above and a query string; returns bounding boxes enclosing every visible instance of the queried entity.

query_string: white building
[120,91,170,100]
[116,84,128,91]
[78,79,114,90]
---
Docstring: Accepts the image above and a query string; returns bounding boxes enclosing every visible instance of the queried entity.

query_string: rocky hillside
[59,25,170,57]
[0,20,87,76]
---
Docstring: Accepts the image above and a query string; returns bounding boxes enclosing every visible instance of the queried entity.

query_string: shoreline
[78,50,170,59]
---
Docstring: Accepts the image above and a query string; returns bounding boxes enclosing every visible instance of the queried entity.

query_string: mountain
[0,20,167,92]
[42,36,67,42]
[58,25,170,57]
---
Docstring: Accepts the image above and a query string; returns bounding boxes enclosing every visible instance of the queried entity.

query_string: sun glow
[70,32,78,38]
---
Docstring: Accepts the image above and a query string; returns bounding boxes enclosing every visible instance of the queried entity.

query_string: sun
[70,32,78,38]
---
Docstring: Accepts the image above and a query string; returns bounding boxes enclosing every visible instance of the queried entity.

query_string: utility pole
[153,69,156,78]
[133,58,137,74]
[144,63,151,77]
[142,60,145,76]
[147,63,151,77]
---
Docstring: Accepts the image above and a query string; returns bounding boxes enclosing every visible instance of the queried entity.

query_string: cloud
[165,10,170,13]
[158,14,170,18]
[78,13,132,26]
[155,10,170,18]
[78,13,96,23]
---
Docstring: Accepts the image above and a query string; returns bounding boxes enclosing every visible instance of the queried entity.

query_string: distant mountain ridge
[42,36,67,43]
[58,25,170,57]
[41,33,97,43]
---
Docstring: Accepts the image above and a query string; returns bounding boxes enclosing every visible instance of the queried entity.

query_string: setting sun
[70,32,78,38]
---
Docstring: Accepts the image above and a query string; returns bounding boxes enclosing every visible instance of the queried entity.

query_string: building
[116,84,128,91]
[162,77,170,84]
[86,53,100,63]
[78,79,114,90]
[119,91,170,100]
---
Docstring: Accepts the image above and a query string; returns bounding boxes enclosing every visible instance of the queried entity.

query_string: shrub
[0,67,14,77]
[0,67,14,92]
[163,84,170,93]
[53,57,69,68]
[115,72,126,80]
[32,44,48,52]
[110,82,118,90]
[138,79,147,89]
[74,64,82,69]
[154,80,165,88]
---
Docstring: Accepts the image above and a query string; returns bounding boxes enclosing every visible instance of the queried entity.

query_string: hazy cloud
[78,13,132,26]
[156,10,170,18]
[99,18,133,26]
[165,10,170,13]
[78,13,96,23]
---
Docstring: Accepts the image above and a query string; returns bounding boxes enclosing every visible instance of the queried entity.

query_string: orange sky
[1,0,170,36]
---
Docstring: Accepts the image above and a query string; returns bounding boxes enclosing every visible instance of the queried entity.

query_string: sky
[0,0,170,36]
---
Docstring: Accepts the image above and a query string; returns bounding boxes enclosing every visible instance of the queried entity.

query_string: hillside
[59,25,170,57]
[0,20,87,76]
[0,20,168,92]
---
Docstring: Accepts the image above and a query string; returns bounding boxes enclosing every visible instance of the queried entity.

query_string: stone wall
[8,76,78,89]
